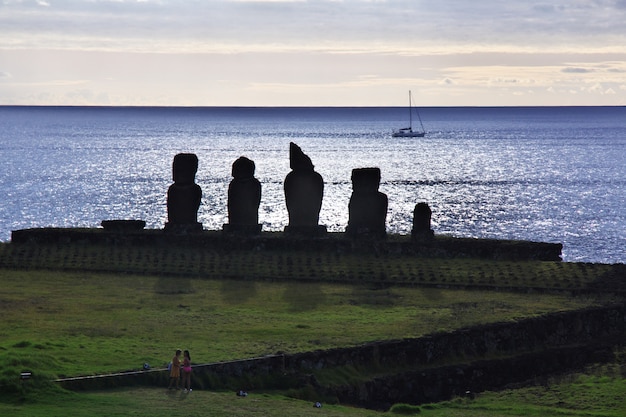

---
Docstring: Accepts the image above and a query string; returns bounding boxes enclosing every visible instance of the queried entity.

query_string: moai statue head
[346,167,387,238]
[289,142,315,172]
[166,153,202,232]
[351,167,381,193]
[232,155,256,180]
[412,202,434,241]
[172,153,199,185]
[225,156,262,233]
[284,142,326,235]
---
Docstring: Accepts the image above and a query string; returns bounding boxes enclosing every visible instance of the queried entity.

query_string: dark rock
[101,220,146,231]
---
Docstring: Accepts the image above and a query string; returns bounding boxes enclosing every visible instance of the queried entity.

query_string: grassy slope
[1,269,609,378]
[3,374,626,417]
[0,238,624,416]
[0,387,385,416]
[415,366,626,417]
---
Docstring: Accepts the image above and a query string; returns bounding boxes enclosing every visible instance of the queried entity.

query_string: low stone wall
[10,227,563,261]
[56,355,287,391]
[57,304,626,405]
[332,344,615,410]
[285,304,626,372]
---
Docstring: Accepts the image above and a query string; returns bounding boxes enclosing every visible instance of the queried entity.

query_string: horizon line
[1,104,624,109]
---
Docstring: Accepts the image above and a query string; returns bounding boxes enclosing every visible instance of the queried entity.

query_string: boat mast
[408,90,413,130]
[410,90,426,134]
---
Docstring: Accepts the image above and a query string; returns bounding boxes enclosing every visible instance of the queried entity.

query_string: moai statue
[283,142,326,236]
[412,202,434,241]
[165,153,202,233]
[223,156,262,235]
[346,167,388,239]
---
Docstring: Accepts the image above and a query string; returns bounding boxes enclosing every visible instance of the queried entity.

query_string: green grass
[2,268,611,379]
[3,369,626,416]
[412,364,626,416]
[0,238,624,416]
[0,387,386,416]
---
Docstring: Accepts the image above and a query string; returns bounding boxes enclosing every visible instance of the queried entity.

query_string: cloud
[1,1,625,106]
[562,67,593,73]
[587,83,605,93]
[1,0,626,54]
[490,78,522,84]
[585,84,617,95]
[16,79,90,87]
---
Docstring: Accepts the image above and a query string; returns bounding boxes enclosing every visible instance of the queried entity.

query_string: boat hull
[392,130,425,138]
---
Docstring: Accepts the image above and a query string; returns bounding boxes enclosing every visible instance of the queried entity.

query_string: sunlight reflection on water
[1,107,624,264]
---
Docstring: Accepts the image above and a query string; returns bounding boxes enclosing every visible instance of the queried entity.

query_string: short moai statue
[412,202,434,241]
[223,156,262,235]
[346,167,388,239]
[283,142,326,236]
[165,153,203,233]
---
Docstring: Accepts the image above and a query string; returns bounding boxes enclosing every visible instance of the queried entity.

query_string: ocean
[0,106,624,264]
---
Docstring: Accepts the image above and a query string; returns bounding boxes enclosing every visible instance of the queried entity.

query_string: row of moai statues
[165,142,434,239]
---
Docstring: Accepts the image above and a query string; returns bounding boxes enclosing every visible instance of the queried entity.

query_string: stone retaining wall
[57,304,626,405]
[11,227,563,261]
[56,355,286,391]
[332,344,615,410]
[285,304,626,372]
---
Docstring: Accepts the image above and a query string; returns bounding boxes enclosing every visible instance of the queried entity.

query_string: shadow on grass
[220,280,258,305]
[283,283,326,312]
[154,277,195,295]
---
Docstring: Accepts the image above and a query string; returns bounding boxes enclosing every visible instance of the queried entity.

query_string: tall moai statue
[346,167,388,239]
[284,142,326,236]
[165,153,203,233]
[223,156,262,235]
[412,202,434,241]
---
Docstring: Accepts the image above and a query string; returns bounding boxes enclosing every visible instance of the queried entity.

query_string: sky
[1,0,625,107]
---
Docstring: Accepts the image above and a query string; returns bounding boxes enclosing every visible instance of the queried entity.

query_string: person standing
[182,350,192,393]
[168,349,182,390]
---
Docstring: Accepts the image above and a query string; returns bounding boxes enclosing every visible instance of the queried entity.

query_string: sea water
[0,106,624,264]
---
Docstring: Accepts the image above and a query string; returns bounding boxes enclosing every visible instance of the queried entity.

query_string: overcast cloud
[1,0,625,106]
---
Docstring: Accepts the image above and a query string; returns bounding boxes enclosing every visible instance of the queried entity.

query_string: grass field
[3,367,626,416]
[0,269,611,378]
[0,238,624,416]
[6,375,626,417]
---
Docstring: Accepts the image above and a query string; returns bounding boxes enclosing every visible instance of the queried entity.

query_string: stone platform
[10,227,563,261]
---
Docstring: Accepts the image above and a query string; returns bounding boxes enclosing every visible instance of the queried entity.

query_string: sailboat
[392,90,426,137]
